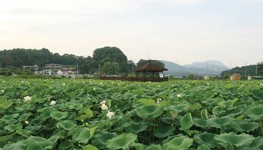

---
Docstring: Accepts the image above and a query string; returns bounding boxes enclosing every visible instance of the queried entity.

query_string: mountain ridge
[161,60,229,77]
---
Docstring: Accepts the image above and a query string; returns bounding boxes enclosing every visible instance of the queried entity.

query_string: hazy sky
[1,0,263,67]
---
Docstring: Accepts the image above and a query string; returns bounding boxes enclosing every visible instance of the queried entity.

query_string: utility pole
[244,63,247,77]
[256,65,258,76]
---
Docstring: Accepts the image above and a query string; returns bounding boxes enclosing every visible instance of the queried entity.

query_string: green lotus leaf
[251,89,263,100]
[138,99,157,105]
[193,118,208,128]
[4,123,22,132]
[245,106,263,120]
[212,106,224,115]
[84,108,94,118]
[146,144,162,150]
[73,126,96,144]
[16,129,32,137]
[73,127,91,144]
[168,104,190,112]
[82,145,99,150]
[58,120,77,131]
[131,143,146,150]
[93,131,116,149]
[206,116,234,128]
[189,103,202,111]
[197,145,211,150]
[126,122,148,133]
[1,114,19,122]
[214,132,255,148]
[25,136,52,150]
[180,113,193,130]
[244,137,263,150]
[201,109,208,120]
[163,136,193,150]
[193,132,216,148]
[154,122,175,138]
[51,110,68,120]
[136,105,163,119]
[234,121,259,132]
[106,133,137,150]
[0,97,13,112]
[2,141,26,150]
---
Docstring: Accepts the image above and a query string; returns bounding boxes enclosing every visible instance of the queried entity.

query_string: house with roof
[100,61,168,82]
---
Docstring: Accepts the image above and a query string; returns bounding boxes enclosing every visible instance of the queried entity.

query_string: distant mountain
[161,60,189,77]
[184,60,229,72]
[161,60,230,77]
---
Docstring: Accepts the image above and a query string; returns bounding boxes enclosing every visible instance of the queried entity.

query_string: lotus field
[0,78,263,150]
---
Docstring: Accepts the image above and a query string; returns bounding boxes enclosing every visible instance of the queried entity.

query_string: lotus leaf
[214,132,255,148]
[197,145,211,150]
[244,137,263,150]
[51,110,68,121]
[154,122,175,138]
[245,106,263,120]
[58,120,76,131]
[136,105,163,119]
[2,141,26,150]
[126,122,148,133]
[163,136,193,150]
[4,123,22,132]
[93,131,116,149]
[73,127,91,144]
[106,133,137,150]
[206,116,234,128]
[25,136,52,150]
[168,104,190,112]
[146,144,162,150]
[82,145,99,150]
[0,97,13,112]
[180,113,193,130]
[234,121,259,132]
[252,89,263,100]
[201,109,208,120]
[193,132,216,148]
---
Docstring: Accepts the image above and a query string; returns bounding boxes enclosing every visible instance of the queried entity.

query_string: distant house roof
[134,63,168,72]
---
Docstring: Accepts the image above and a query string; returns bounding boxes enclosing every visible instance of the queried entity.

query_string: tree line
[221,62,263,78]
[0,47,164,75]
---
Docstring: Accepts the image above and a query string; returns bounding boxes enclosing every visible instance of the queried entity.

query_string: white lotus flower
[157,99,162,104]
[177,94,182,98]
[260,83,263,87]
[101,104,108,110]
[107,111,115,118]
[25,121,29,124]
[62,83,66,86]
[50,100,56,106]
[100,100,106,105]
[24,96,32,102]
[1,90,4,93]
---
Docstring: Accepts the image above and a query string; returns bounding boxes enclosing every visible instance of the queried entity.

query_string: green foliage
[92,46,128,73]
[137,59,165,68]
[0,78,263,149]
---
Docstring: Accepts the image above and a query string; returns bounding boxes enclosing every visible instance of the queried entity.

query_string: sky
[0,0,263,67]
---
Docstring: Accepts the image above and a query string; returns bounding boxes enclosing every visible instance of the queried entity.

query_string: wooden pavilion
[133,62,168,82]
[99,61,168,82]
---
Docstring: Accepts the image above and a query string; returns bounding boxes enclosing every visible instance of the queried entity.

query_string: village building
[230,73,241,80]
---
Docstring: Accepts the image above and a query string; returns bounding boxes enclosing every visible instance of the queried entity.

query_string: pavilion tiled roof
[134,63,168,72]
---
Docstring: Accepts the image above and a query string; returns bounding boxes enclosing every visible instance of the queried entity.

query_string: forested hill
[0,47,134,74]
[0,48,80,68]
[221,63,263,78]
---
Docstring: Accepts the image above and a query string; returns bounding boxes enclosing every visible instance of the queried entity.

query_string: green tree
[92,46,128,73]
[101,62,119,75]
[257,62,263,76]
[137,59,165,68]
